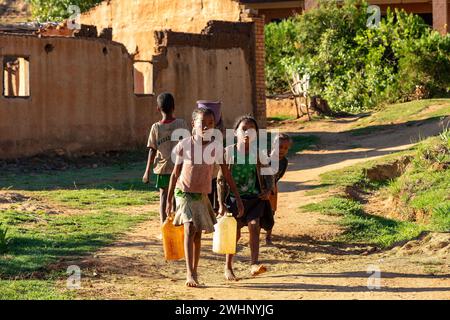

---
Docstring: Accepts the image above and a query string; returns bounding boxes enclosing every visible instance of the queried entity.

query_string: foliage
[28,0,102,22]
[265,0,450,113]
[301,197,423,248]
[385,129,450,226]
[0,223,11,254]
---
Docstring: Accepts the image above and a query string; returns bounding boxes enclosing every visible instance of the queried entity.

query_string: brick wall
[433,0,450,34]
[253,16,267,128]
[241,12,267,128]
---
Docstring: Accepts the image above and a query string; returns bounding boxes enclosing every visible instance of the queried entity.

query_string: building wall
[259,7,302,23]
[0,22,256,159]
[153,23,255,128]
[80,0,243,60]
[0,34,153,159]
[81,0,267,127]
[433,0,450,34]
[304,0,448,34]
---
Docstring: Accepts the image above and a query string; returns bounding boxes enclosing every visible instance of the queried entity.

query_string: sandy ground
[65,115,449,300]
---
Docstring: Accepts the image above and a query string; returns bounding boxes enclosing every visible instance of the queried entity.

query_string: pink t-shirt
[173,137,223,194]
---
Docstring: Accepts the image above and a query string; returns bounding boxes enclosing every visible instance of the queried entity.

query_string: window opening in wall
[133,60,153,95]
[3,56,30,98]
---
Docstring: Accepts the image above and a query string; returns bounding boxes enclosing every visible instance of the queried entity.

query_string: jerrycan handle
[166,213,176,222]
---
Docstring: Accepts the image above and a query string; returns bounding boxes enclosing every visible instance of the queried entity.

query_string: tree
[265,0,450,113]
[28,0,102,22]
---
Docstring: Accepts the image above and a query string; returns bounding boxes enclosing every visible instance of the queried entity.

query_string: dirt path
[72,116,450,300]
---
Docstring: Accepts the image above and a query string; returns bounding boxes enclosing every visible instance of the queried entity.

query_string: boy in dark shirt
[265,133,292,245]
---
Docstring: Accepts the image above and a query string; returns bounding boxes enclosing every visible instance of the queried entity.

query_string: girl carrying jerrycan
[217,115,274,281]
[165,107,244,288]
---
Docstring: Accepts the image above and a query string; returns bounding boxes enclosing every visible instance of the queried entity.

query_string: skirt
[226,195,274,231]
[173,190,217,234]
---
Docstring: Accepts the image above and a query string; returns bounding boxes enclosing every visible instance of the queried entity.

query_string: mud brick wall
[0,34,154,159]
[152,21,255,129]
[253,16,267,128]
[80,0,243,60]
[433,0,450,34]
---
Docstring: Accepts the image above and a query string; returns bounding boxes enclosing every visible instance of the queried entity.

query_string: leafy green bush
[265,0,450,113]
[28,0,102,22]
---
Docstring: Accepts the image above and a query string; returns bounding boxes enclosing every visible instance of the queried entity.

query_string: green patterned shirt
[231,150,259,197]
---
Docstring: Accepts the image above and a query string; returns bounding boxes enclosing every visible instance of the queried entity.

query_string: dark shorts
[156,174,171,189]
[226,195,274,231]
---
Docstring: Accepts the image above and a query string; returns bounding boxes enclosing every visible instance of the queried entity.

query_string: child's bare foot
[265,237,273,246]
[186,274,199,288]
[251,264,267,277]
[192,273,199,284]
[224,268,239,281]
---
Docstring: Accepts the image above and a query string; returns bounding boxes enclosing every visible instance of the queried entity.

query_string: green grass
[0,157,159,299]
[301,197,424,248]
[304,130,450,247]
[289,135,321,156]
[306,150,412,196]
[351,99,450,136]
[0,280,74,300]
[36,189,158,210]
[0,161,152,191]
[268,115,296,122]
[381,131,450,230]
[0,209,154,277]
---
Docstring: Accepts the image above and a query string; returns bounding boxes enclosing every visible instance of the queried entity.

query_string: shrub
[265,0,450,113]
[28,0,102,22]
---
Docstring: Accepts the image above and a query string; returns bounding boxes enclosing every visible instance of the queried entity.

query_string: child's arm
[219,164,244,218]
[166,162,182,217]
[143,148,157,184]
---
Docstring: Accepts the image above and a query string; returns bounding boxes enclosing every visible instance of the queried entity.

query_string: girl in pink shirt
[166,107,243,288]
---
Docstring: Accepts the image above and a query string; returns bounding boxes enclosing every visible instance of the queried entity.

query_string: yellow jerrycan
[213,213,237,254]
[162,215,185,261]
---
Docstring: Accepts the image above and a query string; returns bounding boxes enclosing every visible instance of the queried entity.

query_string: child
[143,93,189,228]
[217,115,274,281]
[166,107,244,288]
[196,101,225,213]
[265,133,292,245]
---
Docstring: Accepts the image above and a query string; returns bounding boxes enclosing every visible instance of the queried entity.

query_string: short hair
[233,114,259,132]
[278,133,292,144]
[157,93,175,113]
[192,107,216,123]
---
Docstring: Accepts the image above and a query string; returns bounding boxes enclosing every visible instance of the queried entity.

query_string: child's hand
[218,205,227,217]
[166,201,173,218]
[142,173,150,184]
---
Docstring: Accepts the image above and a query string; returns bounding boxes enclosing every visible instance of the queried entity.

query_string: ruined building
[0,0,267,159]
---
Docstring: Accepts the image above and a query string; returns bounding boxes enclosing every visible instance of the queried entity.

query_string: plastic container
[162,216,185,261]
[213,213,237,254]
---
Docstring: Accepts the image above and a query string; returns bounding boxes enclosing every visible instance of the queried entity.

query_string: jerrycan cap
[226,212,233,217]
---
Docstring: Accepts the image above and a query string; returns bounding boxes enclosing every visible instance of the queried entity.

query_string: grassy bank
[351,99,450,136]
[301,130,449,248]
[0,156,159,299]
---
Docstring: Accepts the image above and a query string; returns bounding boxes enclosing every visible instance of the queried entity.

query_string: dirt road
[72,116,450,300]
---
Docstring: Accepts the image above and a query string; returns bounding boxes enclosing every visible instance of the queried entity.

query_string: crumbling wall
[81,0,267,127]
[0,34,156,159]
[152,21,254,128]
[80,0,243,60]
